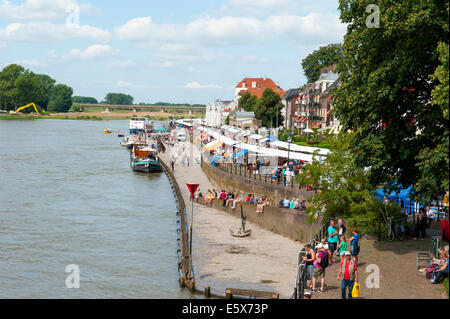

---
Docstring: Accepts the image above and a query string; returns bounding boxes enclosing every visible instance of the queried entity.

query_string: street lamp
[287,136,292,164]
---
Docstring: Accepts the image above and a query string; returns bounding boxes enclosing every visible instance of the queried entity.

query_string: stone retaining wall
[201,161,314,204]
[198,198,322,242]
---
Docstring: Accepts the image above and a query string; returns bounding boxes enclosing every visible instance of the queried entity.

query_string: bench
[416,236,440,269]
[225,288,279,299]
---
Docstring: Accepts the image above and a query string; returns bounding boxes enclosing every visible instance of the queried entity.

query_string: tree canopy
[332,0,449,202]
[105,93,134,105]
[47,84,73,113]
[301,43,343,83]
[238,91,258,112]
[254,88,284,128]
[72,96,98,104]
[0,64,72,112]
[296,134,401,223]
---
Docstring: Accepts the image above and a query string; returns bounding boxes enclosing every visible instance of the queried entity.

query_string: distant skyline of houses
[205,70,339,133]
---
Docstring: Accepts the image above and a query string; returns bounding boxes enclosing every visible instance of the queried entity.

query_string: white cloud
[50,44,118,61]
[0,0,94,21]
[106,59,134,69]
[0,21,111,43]
[117,80,133,87]
[115,13,346,46]
[12,58,47,67]
[185,82,224,89]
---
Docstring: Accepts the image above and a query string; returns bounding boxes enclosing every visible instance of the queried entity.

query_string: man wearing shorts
[328,220,338,265]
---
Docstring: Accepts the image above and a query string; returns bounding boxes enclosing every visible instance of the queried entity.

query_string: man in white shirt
[426,206,434,228]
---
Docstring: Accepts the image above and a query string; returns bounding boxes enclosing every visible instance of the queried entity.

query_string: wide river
[0,119,194,298]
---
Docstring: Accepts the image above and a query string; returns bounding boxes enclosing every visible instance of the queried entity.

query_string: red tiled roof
[236,77,286,99]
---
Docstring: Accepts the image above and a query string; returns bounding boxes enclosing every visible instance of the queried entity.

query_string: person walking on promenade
[413,208,427,240]
[302,244,316,289]
[310,243,328,293]
[426,206,433,228]
[338,235,348,263]
[349,228,360,263]
[328,220,339,265]
[336,219,346,257]
[337,251,358,299]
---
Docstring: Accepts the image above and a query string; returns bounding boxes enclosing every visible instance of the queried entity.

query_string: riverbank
[159,140,303,298]
[0,111,203,121]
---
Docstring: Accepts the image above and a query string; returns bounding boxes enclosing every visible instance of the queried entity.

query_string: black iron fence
[214,162,316,192]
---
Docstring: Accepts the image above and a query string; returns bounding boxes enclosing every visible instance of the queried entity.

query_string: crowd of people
[301,219,361,299]
[194,189,270,213]
[278,197,307,210]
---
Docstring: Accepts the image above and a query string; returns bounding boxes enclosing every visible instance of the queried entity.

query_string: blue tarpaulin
[212,155,222,167]
[374,184,422,214]
[266,136,278,142]
[232,149,249,158]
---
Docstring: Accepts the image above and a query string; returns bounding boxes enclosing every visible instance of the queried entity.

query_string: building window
[252,81,257,88]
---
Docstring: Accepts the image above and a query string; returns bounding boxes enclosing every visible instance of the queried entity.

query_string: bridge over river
[79,104,206,115]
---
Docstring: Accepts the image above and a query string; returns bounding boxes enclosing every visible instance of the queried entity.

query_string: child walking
[338,235,348,263]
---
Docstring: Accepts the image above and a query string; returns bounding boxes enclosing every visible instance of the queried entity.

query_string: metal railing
[213,162,316,192]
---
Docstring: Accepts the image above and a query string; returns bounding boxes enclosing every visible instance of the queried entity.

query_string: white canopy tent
[270,140,330,156]
[234,143,315,163]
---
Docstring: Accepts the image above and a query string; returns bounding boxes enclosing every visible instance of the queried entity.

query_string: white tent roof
[228,127,240,134]
[235,143,315,162]
[205,129,237,145]
[270,140,330,156]
[249,134,264,140]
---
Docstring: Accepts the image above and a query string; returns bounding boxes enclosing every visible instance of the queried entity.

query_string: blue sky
[0,0,347,104]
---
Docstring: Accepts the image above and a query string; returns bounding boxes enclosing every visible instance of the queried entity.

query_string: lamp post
[287,136,292,164]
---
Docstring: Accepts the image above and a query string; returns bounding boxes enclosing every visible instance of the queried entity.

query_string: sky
[0,0,347,104]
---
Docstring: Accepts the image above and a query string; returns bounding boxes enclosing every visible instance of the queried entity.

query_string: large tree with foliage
[47,84,73,112]
[238,91,258,111]
[254,88,284,128]
[35,74,56,110]
[296,134,401,224]
[301,43,343,83]
[72,96,98,104]
[0,64,25,111]
[332,0,449,202]
[105,93,133,105]
[14,71,46,110]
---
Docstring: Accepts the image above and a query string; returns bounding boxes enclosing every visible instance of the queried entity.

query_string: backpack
[319,250,329,268]
[425,264,440,279]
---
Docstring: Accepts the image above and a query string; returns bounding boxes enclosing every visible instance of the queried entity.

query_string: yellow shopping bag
[352,282,361,298]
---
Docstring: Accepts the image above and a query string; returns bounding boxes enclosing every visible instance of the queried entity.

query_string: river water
[0,119,194,298]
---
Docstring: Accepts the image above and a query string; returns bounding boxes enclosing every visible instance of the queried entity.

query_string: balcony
[308,116,324,121]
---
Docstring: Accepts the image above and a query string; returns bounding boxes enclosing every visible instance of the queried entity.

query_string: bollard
[179,276,186,288]
[205,285,211,298]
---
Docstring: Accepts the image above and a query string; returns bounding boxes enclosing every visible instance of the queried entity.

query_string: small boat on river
[130,145,163,173]
[104,128,112,134]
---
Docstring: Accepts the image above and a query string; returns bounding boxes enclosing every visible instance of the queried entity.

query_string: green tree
[35,74,56,110]
[254,88,284,128]
[72,96,98,104]
[15,71,45,110]
[296,134,401,223]
[301,43,343,83]
[0,64,25,111]
[238,91,258,111]
[332,0,449,202]
[47,84,73,112]
[104,93,133,105]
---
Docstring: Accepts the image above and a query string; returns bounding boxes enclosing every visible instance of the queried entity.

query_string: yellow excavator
[9,103,40,115]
